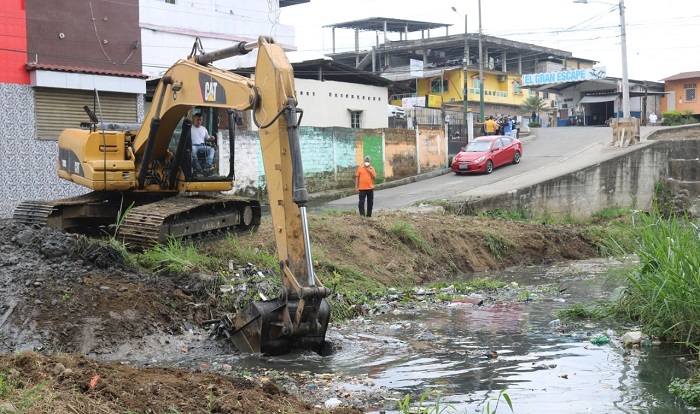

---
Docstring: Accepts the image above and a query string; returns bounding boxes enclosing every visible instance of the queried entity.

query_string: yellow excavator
[13,36,330,355]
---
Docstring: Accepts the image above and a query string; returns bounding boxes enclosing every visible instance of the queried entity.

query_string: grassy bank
[121,208,623,320]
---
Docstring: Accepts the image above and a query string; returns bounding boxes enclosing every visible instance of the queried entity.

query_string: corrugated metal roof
[661,71,700,81]
[324,17,448,32]
[25,63,148,79]
[279,0,309,6]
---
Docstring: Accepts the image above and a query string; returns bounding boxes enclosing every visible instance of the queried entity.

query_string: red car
[451,135,522,174]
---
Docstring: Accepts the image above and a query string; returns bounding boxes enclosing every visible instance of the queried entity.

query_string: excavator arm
[212,37,331,355]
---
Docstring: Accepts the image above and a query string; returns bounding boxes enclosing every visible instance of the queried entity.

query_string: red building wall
[0,0,29,84]
[25,0,141,74]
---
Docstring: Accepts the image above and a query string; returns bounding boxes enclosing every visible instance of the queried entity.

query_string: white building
[294,79,389,128]
[140,0,298,77]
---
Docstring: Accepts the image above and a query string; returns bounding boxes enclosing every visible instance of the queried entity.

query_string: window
[350,111,362,128]
[685,84,696,102]
[431,78,447,93]
[472,78,481,90]
[513,81,521,94]
[164,0,175,4]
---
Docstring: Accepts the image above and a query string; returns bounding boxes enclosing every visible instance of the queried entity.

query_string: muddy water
[184,259,694,413]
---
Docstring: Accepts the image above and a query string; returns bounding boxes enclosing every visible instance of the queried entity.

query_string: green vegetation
[669,377,700,406]
[590,206,635,221]
[520,95,547,123]
[321,265,385,303]
[134,237,215,274]
[218,233,279,270]
[481,231,515,261]
[661,110,699,126]
[386,220,433,254]
[557,303,605,320]
[397,389,513,414]
[479,208,530,221]
[430,279,508,292]
[606,207,700,345]
[0,373,49,413]
[479,205,634,225]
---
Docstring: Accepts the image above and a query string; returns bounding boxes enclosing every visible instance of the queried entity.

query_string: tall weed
[609,207,700,345]
[387,220,433,254]
[135,237,213,274]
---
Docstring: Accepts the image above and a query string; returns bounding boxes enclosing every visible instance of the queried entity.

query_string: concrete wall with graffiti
[221,126,448,197]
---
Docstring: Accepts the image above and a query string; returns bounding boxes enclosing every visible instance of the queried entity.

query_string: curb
[308,167,453,206]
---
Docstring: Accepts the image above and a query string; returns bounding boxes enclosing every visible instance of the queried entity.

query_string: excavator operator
[191,112,216,174]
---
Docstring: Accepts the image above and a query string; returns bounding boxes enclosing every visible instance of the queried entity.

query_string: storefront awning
[579,94,619,104]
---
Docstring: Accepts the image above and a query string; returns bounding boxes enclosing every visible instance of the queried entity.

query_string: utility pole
[619,0,630,119]
[478,0,485,122]
[452,7,469,133]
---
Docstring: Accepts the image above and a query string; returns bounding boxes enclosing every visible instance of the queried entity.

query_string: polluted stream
[153,259,693,413]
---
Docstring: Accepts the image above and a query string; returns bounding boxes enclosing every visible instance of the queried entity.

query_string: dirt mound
[0,220,217,356]
[0,352,360,413]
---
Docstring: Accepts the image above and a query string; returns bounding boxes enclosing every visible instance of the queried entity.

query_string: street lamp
[451,7,468,127]
[573,0,630,120]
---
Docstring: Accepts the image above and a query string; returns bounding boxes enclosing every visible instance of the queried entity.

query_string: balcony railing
[468,89,508,98]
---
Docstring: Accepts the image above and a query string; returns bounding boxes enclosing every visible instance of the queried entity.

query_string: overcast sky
[277,0,699,82]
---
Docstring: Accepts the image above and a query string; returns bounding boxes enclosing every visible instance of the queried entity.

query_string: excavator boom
[224,37,330,355]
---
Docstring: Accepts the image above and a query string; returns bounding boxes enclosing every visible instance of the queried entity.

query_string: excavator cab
[167,107,222,180]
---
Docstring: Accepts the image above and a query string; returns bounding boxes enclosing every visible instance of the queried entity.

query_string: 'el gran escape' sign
[522,67,606,87]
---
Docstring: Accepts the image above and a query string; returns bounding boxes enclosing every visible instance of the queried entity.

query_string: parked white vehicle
[388,105,405,119]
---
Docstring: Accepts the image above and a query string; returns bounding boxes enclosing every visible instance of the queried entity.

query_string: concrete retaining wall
[457,141,673,218]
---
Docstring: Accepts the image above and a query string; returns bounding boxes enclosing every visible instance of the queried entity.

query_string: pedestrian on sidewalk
[356,155,377,217]
[649,113,658,126]
[484,116,498,136]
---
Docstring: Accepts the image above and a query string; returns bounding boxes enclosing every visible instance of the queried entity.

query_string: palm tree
[520,96,547,123]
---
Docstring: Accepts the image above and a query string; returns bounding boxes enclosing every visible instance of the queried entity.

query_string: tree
[520,96,547,122]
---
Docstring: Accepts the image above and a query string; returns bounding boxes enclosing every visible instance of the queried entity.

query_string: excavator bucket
[217,36,331,356]
[226,298,331,356]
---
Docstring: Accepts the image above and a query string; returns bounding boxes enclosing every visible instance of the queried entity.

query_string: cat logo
[205,81,218,102]
[199,73,226,104]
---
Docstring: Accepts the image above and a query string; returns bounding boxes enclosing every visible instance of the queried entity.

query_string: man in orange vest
[355,155,377,217]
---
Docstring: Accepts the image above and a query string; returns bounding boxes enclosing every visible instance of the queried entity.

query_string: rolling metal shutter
[34,88,138,140]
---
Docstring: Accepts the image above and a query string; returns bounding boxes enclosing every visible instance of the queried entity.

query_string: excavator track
[13,192,261,249]
[12,192,123,234]
[117,194,261,249]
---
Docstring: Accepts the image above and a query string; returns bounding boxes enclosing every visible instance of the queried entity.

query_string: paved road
[326,126,663,212]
